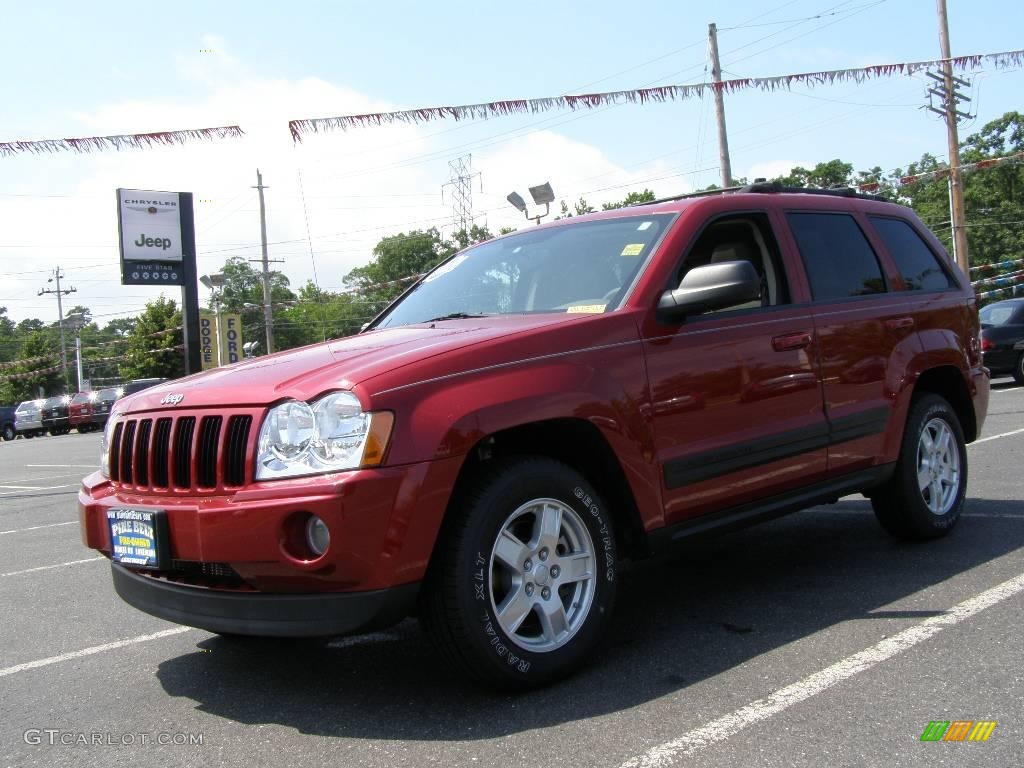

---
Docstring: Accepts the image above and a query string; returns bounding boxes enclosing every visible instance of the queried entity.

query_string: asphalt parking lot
[1,381,1022,768]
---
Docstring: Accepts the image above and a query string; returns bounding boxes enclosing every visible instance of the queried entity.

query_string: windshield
[979,303,1019,326]
[372,213,674,329]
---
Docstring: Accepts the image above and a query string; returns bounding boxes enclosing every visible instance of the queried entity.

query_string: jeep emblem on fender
[160,393,185,406]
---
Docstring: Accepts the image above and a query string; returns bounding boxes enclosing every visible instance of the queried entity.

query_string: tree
[602,189,657,209]
[344,228,455,307]
[118,297,184,380]
[215,257,297,356]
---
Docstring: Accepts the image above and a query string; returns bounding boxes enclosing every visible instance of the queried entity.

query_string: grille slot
[120,421,137,484]
[197,416,223,488]
[224,415,252,486]
[109,422,124,482]
[173,417,196,488]
[152,418,172,488]
[134,419,152,486]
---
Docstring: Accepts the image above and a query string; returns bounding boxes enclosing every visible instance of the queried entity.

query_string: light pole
[507,182,555,225]
[200,273,226,366]
[65,311,88,392]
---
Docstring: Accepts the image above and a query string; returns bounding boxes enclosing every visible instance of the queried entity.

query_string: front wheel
[421,457,617,689]
[1,424,14,441]
[1014,353,1024,386]
[871,394,967,539]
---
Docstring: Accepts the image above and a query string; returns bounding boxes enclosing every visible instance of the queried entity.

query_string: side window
[868,216,954,292]
[677,213,791,312]
[787,213,887,301]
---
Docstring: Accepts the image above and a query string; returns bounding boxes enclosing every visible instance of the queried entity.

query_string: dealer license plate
[106,508,168,569]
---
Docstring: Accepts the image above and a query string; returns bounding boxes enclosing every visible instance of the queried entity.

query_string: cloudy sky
[2,0,1021,324]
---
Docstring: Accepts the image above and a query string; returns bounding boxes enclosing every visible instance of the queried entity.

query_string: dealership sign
[117,188,186,286]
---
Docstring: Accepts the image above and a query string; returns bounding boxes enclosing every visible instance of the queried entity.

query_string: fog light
[305,516,330,556]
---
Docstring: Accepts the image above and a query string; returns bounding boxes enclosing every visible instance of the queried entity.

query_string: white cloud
[2,41,665,326]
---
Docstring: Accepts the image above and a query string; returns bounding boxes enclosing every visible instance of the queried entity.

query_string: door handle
[772,332,812,352]
[885,316,915,331]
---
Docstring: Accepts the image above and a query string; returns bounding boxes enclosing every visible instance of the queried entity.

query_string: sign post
[117,189,201,375]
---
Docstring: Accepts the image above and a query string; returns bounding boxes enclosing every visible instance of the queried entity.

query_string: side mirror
[658,260,761,320]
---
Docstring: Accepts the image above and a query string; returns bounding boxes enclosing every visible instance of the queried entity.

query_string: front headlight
[100,412,119,477]
[255,392,394,480]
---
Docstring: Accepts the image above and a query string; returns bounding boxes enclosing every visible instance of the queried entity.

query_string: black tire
[871,394,967,540]
[421,456,618,690]
[1,424,14,441]
[1013,353,1024,386]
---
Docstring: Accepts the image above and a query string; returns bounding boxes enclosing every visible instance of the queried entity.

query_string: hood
[117,315,582,413]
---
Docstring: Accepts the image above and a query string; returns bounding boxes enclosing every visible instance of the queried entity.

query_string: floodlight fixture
[506,191,527,212]
[200,272,227,290]
[528,182,555,205]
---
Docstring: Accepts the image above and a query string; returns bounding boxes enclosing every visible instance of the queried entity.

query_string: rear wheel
[1014,353,1024,386]
[421,456,617,690]
[871,394,967,539]
[1,424,14,441]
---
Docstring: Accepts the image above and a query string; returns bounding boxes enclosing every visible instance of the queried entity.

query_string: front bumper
[111,563,418,637]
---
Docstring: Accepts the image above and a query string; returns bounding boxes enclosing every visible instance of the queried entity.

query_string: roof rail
[636,181,883,206]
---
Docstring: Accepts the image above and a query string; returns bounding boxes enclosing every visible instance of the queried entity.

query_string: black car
[980,298,1024,384]
[40,395,72,435]
[90,387,122,428]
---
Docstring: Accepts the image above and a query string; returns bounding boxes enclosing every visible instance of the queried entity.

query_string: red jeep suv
[79,185,989,688]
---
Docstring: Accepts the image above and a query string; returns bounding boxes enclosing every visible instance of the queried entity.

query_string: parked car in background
[15,400,46,438]
[41,395,72,436]
[980,298,1024,384]
[69,392,97,433]
[90,388,122,428]
[122,378,168,396]
[0,406,16,441]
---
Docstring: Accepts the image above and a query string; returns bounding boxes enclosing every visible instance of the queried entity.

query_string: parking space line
[0,627,191,679]
[25,464,99,469]
[1,557,104,578]
[0,521,77,536]
[0,484,48,491]
[973,427,1024,444]
[619,571,1024,768]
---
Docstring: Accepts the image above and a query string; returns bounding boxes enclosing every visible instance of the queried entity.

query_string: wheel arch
[440,418,651,562]
[912,365,977,443]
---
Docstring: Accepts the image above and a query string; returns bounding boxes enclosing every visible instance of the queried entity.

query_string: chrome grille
[108,410,255,493]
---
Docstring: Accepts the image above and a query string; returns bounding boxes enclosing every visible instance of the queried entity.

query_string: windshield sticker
[566,304,606,314]
[621,243,645,257]
[637,221,653,231]
[423,253,468,283]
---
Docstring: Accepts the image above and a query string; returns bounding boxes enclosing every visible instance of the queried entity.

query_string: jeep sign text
[118,188,183,262]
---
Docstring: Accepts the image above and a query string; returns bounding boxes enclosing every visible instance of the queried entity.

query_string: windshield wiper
[424,312,487,322]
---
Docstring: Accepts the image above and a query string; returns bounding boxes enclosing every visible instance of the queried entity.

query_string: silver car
[15,400,46,438]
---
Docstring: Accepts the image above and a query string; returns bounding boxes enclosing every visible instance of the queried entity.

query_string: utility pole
[935,0,970,273]
[708,23,734,189]
[38,267,76,393]
[251,169,280,355]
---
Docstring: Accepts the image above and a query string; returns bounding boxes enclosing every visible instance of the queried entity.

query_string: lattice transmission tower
[442,154,482,236]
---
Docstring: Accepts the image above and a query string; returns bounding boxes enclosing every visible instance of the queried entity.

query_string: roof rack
[637,180,882,206]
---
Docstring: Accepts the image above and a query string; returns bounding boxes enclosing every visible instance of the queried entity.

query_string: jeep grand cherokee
[79,184,989,689]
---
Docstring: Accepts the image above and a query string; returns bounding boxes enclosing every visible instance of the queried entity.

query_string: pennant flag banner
[971,269,1024,288]
[0,354,56,371]
[0,126,245,157]
[289,49,1024,141]
[0,364,62,382]
[971,257,1024,274]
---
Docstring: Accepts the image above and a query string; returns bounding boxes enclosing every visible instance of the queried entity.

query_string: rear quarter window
[786,212,887,301]
[868,216,954,292]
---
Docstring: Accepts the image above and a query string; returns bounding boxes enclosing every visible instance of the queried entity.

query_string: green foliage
[601,189,657,209]
[118,297,184,380]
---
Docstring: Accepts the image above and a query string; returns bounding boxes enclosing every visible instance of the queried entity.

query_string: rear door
[782,209,918,476]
